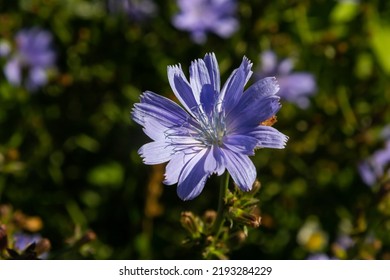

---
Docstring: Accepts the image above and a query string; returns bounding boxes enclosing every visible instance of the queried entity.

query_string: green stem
[212,172,230,235]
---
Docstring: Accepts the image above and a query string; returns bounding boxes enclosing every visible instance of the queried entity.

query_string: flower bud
[74,230,97,247]
[35,238,51,256]
[203,210,217,227]
[228,230,247,249]
[250,180,261,194]
[180,211,202,238]
[228,207,262,228]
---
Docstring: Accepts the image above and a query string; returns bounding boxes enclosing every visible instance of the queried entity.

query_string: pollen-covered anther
[260,115,277,126]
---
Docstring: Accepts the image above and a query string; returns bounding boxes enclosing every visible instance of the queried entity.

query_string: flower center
[194,104,226,147]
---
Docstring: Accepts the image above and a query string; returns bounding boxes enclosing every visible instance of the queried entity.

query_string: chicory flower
[132,53,287,200]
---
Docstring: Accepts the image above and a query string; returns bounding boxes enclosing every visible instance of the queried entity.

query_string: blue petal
[140,119,171,141]
[248,126,288,149]
[164,152,195,185]
[189,58,211,100]
[138,141,174,164]
[219,56,253,113]
[243,76,280,98]
[204,146,225,175]
[189,57,218,115]
[177,148,209,200]
[140,91,189,122]
[221,149,256,192]
[168,64,198,115]
[132,91,191,140]
[227,95,281,133]
[222,134,258,155]
[204,53,220,92]
[199,84,217,115]
[226,77,281,132]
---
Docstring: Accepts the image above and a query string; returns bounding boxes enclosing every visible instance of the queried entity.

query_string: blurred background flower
[172,0,239,44]
[0,40,11,57]
[358,129,390,187]
[3,28,56,91]
[255,50,317,109]
[107,0,157,21]
[358,143,390,186]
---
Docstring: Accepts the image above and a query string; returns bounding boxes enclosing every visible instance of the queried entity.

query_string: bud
[227,207,262,228]
[0,224,8,251]
[35,238,51,256]
[250,180,261,195]
[228,230,247,249]
[180,211,202,238]
[74,230,97,248]
[203,210,217,227]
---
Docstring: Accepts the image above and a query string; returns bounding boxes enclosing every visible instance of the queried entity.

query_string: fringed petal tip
[204,52,216,60]
[269,76,280,94]
[242,55,254,69]
[279,134,289,149]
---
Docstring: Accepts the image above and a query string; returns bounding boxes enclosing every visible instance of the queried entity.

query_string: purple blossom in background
[0,40,11,57]
[13,232,43,252]
[172,0,239,44]
[335,234,354,250]
[12,232,48,259]
[132,53,288,200]
[306,253,331,260]
[3,28,56,91]
[108,0,157,21]
[358,140,390,186]
[256,50,317,109]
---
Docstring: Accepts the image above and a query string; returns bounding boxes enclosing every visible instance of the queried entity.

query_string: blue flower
[358,140,390,186]
[12,232,49,259]
[13,232,43,252]
[3,28,56,91]
[108,0,157,21]
[132,53,288,200]
[172,0,239,44]
[256,50,317,109]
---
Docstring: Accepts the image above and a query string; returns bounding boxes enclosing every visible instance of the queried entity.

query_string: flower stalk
[212,172,230,235]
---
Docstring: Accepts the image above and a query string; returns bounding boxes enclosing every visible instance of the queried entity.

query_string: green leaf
[330,1,359,23]
[369,17,390,74]
[87,161,124,188]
